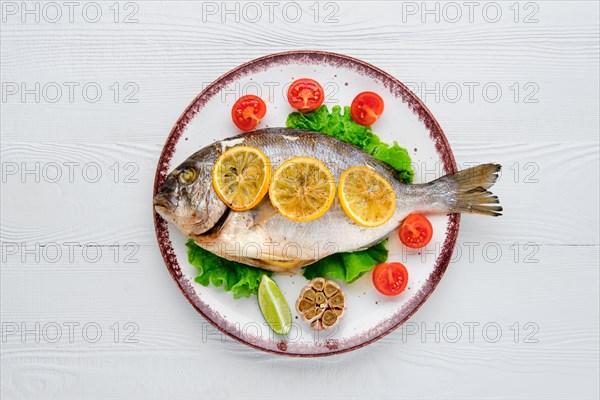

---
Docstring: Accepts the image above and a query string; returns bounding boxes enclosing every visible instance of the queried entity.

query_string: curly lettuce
[187,239,271,299]
[302,240,389,283]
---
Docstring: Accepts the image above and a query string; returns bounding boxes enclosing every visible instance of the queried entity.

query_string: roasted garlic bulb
[296,278,346,330]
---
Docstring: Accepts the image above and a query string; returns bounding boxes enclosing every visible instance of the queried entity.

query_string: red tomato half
[287,78,324,112]
[350,91,384,126]
[372,262,409,296]
[231,95,267,131]
[399,214,433,249]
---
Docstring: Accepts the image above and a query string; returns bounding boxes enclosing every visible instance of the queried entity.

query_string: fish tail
[435,163,503,217]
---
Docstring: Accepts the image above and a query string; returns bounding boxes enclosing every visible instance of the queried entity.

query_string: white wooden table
[1,1,598,398]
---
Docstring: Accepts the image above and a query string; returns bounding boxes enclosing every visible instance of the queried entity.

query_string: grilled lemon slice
[212,146,271,211]
[338,166,396,227]
[269,157,335,222]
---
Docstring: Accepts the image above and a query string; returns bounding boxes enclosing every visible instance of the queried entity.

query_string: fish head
[154,149,227,236]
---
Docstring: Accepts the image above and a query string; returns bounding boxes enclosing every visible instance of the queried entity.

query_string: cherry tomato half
[231,95,267,131]
[399,214,433,249]
[350,91,384,126]
[372,262,409,296]
[287,78,324,112]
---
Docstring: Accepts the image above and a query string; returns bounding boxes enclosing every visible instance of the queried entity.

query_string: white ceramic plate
[153,51,459,356]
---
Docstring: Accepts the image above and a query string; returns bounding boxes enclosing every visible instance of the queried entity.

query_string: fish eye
[178,167,197,185]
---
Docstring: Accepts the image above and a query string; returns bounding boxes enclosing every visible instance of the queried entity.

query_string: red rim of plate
[153,50,460,357]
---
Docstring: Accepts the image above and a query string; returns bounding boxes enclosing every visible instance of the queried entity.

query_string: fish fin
[441,163,503,217]
[250,198,278,227]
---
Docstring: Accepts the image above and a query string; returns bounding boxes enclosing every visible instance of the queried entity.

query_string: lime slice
[258,275,292,335]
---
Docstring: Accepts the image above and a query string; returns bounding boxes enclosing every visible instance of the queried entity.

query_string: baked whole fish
[154,128,501,272]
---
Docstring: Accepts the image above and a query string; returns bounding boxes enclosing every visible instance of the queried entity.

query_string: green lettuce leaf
[303,240,389,283]
[302,254,345,281]
[368,141,414,183]
[186,239,271,299]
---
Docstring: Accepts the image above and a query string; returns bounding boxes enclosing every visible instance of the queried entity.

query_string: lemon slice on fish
[212,146,271,211]
[269,157,336,222]
[338,166,396,228]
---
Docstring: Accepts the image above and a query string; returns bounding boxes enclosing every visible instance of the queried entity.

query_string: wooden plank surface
[1,1,598,399]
